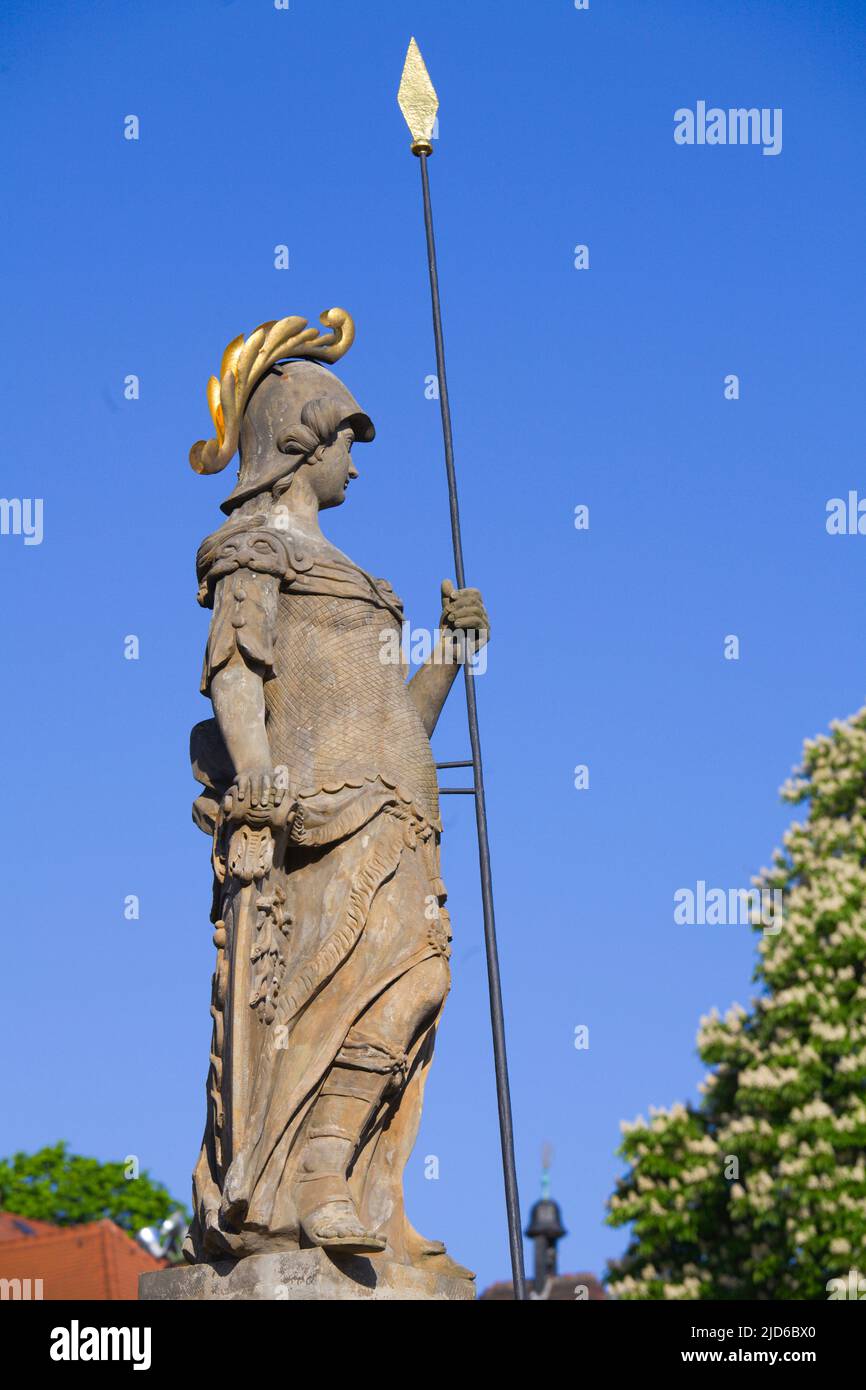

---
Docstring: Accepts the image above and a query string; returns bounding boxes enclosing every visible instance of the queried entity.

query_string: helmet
[221,359,374,514]
[188,308,374,514]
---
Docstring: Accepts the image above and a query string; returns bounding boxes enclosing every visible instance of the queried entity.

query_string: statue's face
[308,427,358,509]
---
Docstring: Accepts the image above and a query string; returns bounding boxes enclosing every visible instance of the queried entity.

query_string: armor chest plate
[265,589,439,822]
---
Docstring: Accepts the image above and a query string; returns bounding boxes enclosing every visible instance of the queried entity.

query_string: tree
[607,707,866,1299]
[0,1141,186,1234]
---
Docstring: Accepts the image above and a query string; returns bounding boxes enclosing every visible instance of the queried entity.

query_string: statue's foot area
[424,1251,475,1282]
[302,1200,386,1253]
[405,1222,475,1282]
[411,1245,475,1281]
[296,1176,386,1254]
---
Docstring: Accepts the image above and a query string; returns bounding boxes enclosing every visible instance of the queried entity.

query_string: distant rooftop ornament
[525,1147,568,1296]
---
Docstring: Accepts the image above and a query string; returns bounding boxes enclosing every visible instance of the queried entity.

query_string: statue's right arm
[202,569,281,811]
[211,661,272,781]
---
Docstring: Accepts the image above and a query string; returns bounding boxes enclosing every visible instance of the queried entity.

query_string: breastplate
[265,588,439,823]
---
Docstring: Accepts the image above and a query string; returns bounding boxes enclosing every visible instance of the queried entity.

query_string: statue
[182,309,488,1293]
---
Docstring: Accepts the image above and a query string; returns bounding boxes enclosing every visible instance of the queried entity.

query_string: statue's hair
[271,397,350,498]
[189,308,355,476]
[277,395,349,460]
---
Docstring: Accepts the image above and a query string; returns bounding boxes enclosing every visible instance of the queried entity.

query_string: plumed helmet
[188,308,374,514]
[222,360,374,514]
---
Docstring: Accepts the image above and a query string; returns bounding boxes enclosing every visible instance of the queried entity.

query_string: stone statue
[182,309,487,1294]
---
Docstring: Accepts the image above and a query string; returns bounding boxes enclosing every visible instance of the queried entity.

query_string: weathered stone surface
[140,1250,476,1302]
[177,309,488,1283]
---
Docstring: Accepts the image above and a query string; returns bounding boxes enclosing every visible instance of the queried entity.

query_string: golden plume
[189,307,356,475]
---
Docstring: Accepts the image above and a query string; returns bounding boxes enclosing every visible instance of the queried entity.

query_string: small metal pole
[417,149,527,1301]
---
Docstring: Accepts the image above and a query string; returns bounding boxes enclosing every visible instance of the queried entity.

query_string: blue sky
[2,0,865,1292]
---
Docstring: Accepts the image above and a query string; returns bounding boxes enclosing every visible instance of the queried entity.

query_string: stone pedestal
[139,1250,476,1302]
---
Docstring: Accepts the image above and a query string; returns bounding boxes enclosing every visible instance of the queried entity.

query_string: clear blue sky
[2,0,865,1292]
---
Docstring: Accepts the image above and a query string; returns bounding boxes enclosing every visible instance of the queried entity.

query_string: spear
[398,37,527,1301]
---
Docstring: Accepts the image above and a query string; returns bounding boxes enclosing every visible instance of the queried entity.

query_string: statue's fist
[440,579,490,653]
[223,767,295,828]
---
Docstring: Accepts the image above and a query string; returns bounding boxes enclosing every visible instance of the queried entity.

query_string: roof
[0,1215,166,1299]
[480,1272,607,1301]
[0,1211,58,1242]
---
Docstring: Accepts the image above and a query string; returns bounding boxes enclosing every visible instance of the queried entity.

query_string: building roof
[0,1211,58,1242]
[0,1214,166,1299]
[480,1272,607,1301]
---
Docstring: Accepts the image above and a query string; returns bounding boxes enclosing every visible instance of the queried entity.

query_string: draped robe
[184,513,457,1270]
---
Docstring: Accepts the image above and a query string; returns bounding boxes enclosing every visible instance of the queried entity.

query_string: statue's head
[189,309,374,515]
[228,359,373,513]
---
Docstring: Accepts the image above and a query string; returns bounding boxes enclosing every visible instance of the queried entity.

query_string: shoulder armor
[197,519,313,608]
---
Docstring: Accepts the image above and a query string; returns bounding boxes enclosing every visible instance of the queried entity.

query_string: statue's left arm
[407,580,490,737]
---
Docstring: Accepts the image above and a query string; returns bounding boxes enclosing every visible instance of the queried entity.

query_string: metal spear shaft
[399,39,527,1301]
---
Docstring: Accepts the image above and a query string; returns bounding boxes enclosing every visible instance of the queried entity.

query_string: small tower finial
[525,1144,567,1296]
[541,1141,553,1200]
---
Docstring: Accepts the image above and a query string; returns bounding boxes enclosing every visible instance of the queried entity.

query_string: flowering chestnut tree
[607,709,866,1299]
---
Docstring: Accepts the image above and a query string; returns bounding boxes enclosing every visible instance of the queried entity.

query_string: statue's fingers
[451,604,486,626]
[441,578,455,604]
[467,613,490,634]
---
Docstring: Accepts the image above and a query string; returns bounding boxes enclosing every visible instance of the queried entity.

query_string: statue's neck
[276,493,323,535]
[232,489,325,541]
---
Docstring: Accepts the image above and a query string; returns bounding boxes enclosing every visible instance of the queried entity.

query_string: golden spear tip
[397,36,438,157]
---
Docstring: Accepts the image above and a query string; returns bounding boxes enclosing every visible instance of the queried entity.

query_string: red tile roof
[0,1215,166,1300]
[0,1211,57,1242]
[480,1272,607,1300]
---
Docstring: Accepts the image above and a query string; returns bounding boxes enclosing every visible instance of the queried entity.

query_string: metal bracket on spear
[398,37,527,1301]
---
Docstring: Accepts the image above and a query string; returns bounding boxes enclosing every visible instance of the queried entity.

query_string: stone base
[139,1249,476,1302]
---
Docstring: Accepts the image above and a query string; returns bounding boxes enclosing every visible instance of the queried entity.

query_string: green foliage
[0,1141,187,1234]
[607,709,866,1299]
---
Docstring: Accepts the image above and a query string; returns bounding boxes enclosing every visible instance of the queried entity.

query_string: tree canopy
[0,1141,186,1234]
[607,708,866,1299]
